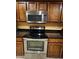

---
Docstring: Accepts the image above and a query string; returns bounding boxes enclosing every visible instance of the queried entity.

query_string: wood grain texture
[60,3,63,22]
[16,38,23,42]
[48,3,61,22]
[16,2,20,21]
[16,38,24,56]
[48,39,63,42]
[37,2,47,11]
[18,3,26,21]
[27,2,37,11]
[47,39,63,58]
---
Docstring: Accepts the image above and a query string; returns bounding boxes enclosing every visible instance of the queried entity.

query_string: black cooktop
[23,29,48,39]
[23,31,48,39]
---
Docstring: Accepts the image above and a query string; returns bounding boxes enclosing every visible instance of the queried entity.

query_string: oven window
[27,41,44,51]
[28,15,42,21]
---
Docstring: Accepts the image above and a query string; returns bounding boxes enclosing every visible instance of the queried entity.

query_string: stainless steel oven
[26,11,48,23]
[23,25,48,59]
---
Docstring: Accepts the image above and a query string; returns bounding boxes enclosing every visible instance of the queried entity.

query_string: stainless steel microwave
[26,11,48,23]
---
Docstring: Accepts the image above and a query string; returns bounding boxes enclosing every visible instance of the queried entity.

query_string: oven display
[27,41,44,51]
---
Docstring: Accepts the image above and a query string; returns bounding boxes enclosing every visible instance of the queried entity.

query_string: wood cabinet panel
[27,2,37,11]
[16,42,24,56]
[60,4,63,22]
[47,39,63,58]
[48,39,63,42]
[16,37,22,42]
[61,10,63,22]
[18,3,26,21]
[37,2,47,11]
[16,38,24,56]
[16,2,20,21]
[48,3,61,22]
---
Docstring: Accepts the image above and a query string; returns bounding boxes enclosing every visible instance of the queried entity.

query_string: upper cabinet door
[37,2,47,11]
[18,2,26,21]
[16,2,20,21]
[48,3,61,22]
[27,2,37,11]
[60,3,63,22]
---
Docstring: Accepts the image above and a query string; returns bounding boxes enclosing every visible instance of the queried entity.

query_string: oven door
[24,38,48,54]
[27,41,44,51]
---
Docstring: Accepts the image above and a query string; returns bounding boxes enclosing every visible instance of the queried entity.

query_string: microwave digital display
[27,41,44,51]
[28,15,42,21]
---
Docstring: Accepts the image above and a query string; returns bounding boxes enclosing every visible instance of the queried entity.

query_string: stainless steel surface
[26,11,47,15]
[23,38,48,54]
[24,53,46,59]
[26,11,47,23]
[23,38,48,59]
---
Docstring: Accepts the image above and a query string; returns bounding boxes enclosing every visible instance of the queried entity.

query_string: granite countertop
[16,29,63,39]
[16,32,26,38]
[46,33,63,39]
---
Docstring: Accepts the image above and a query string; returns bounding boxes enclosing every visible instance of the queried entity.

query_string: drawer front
[48,39,63,42]
[16,38,22,42]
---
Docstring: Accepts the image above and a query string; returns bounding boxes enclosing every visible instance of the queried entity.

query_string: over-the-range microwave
[26,11,48,23]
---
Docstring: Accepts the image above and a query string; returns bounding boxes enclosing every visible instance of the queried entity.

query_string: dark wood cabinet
[16,2,63,23]
[27,2,47,11]
[16,38,24,56]
[48,3,61,22]
[27,2,37,11]
[16,2,26,22]
[60,3,63,22]
[47,39,63,58]
[19,2,26,21]
[16,2,20,21]
[37,2,47,11]
[61,10,63,22]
